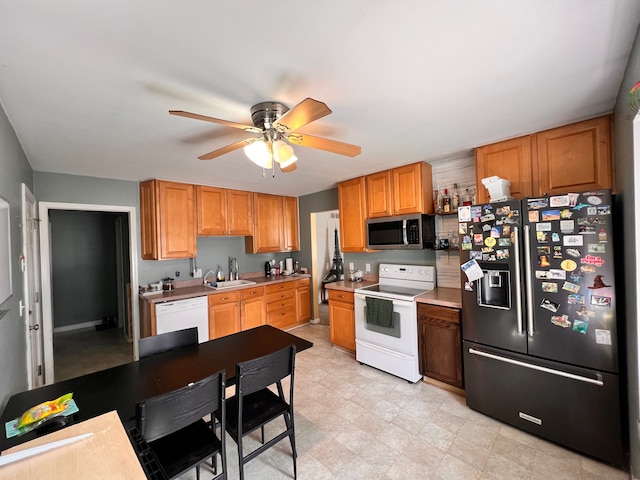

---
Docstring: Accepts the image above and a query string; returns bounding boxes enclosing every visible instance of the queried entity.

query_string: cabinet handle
[221,297,228,301]
[279,303,285,307]
[280,312,285,316]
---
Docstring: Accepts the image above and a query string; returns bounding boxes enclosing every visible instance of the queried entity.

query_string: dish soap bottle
[216,265,225,282]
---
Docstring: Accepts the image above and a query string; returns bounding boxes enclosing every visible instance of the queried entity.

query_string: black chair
[138,327,199,359]
[217,345,297,480]
[134,370,227,480]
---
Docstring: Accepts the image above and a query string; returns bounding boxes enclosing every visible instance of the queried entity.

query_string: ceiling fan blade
[280,162,298,173]
[286,133,361,157]
[273,98,332,132]
[198,139,250,160]
[169,110,261,133]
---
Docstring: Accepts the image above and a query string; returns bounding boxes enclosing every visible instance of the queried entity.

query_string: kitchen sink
[205,279,257,290]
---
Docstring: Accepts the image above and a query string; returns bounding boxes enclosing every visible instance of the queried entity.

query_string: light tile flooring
[54,324,629,479]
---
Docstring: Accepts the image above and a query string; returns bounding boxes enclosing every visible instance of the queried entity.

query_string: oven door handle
[402,219,408,245]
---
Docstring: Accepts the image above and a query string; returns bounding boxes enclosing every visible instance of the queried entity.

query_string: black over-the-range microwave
[366,214,436,250]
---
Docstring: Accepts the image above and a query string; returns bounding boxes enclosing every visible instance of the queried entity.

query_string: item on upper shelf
[435,186,443,214]
[462,188,473,206]
[452,183,460,210]
[162,278,174,291]
[442,188,451,213]
[265,261,271,277]
[215,266,225,282]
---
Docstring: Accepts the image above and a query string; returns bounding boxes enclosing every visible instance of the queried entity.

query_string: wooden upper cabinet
[366,170,393,218]
[338,176,368,252]
[246,192,284,253]
[476,136,533,204]
[392,162,433,215]
[140,179,196,260]
[227,189,253,236]
[282,196,300,252]
[366,162,434,217]
[196,187,253,236]
[196,186,228,235]
[536,115,613,195]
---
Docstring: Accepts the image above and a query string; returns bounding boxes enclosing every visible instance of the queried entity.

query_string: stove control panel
[378,263,435,282]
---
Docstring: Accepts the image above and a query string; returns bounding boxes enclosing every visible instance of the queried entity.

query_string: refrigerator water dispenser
[477,270,511,309]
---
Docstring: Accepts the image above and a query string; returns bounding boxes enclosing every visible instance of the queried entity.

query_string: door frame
[22,184,42,389]
[38,202,140,383]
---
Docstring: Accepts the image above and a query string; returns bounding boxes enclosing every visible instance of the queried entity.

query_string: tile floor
[54,324,629,479]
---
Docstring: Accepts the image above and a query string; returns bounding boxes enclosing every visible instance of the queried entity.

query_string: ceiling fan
[169,98,361,173]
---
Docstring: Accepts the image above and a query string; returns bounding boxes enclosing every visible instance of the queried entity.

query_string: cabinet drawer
[267,296,295,313]
[241,286,265,299]
[208,291,240,306]
[266,281,294,294]
[295,277,310,288]
[267,288,294,303]
[418,304,460,323]
[328,289,354,304]
[267,308,297,329]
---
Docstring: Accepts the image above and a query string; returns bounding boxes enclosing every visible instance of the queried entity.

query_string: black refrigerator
[458,189,625,466]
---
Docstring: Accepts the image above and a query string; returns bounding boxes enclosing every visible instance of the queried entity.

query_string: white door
[22,184,43,388]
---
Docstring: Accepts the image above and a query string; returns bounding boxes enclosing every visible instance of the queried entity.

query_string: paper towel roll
[285,258,294,273]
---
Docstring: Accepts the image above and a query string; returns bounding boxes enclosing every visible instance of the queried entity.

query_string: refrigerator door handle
[513,226,524,335]
[523,224,535,336]
[468,348,604,386]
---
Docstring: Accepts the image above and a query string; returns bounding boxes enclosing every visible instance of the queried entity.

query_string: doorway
[38,202,140,383]
[310,210,340,324]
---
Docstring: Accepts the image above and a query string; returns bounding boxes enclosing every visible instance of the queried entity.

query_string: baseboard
[54,319,103,334]
[423,376,465,397]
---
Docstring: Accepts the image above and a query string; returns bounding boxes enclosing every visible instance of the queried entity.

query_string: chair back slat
[138,327,199,359]
[137,370,224,443]
[237,345,295,396]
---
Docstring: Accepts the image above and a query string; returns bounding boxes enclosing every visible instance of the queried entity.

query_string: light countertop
[415,287,462,309]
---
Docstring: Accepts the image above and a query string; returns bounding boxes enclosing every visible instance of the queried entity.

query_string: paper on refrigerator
[461,259,484,282]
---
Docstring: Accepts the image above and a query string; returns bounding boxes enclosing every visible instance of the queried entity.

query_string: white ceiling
[1,1,639,197]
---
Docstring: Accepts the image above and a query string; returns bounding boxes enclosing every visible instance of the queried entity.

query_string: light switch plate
[365,263,371,272]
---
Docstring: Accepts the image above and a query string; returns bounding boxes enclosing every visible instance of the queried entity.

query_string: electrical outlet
[349,262,354,270]
[365,263,371,272]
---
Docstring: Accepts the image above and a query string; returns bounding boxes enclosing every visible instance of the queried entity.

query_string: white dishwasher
[155,296,209,343]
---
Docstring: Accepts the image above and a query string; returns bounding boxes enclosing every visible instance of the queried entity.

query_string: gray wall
[613,26,640,477]
[49,210,118,328]
[0,106,34,411]
[298,188,339,271]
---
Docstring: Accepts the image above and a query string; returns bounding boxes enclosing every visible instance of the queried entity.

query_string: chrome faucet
[229,257,239,281]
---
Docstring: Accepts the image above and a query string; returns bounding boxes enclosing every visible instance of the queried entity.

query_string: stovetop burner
[354,263,436,300]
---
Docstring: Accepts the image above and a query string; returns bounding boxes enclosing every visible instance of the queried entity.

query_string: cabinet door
[329,300,355,351]
[157,180,196,259]
[139,180,158,260]
[249,193,283,253]
[282,196,300,252]
[476,136,533,203]
[418,305,462,387]
[338,177,368,252]
[227,189,253,236]
[196,185,228,235]
[241,296,266,330]
[535,115,613,195]
[392,162,432,215]
[295,279,311,323]
[366,170,393,218]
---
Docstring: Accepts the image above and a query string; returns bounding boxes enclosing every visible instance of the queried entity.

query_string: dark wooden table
[0,325,313,452]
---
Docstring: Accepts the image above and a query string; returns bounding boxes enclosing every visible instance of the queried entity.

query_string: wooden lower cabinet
[295,278,311,323]
[208,291,241,339]
[417,303,463,388]
[328,289,355,352]
[240,286,266,330]
[267,282,296,329]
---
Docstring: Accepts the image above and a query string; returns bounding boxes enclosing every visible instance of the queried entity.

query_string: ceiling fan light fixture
[244,139,272,168]
[278,154,298,169]
[272,140,295,164]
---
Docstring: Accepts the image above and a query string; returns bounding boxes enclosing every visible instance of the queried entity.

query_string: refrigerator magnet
[495,205,511,215]
[572,319,588,334]
[568,193,579,207]
[562,281,580,293]
[496,249,509,260]
[563,235,583,246]
[588,244,606,253]
[540,298,560,312]
[464,281,474,292]
[551,314,571,328]
[548,269,567,279]
[491,226,501,238]
[536,222,552,231]
[571,203,589,211]
[528,210,540,222]
[588,275,610,289]
[502,225,511,236]
[595,329,612,345]
[459,223,467,234]
[587,206,597,216]
[560,259,577,271]
[560,209,573,219]
[528,198,548,209]
[576,306,596,319]
[587,196,603,205]
[538,255,551,267]
[550,195,570,207]
[590,295,611,307]
[553,246,563,258]
[461,259,484,282]
[568,294,585,304]
[581,265,596,273]
[582,255,605,267]
[536,231,548,243]
[498,238,511,247]
[470,251,482,259]
[458,206,471,222]
[570,271,584,282]
[542,282,558,293]
[597,205,611,215]
[552,232,560,242]
[565,248,581,258]
[474,233,484,245]
[484,237,496,247]
[537,246,551,254]
[541,210,561,221]
[560,220,574,233]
